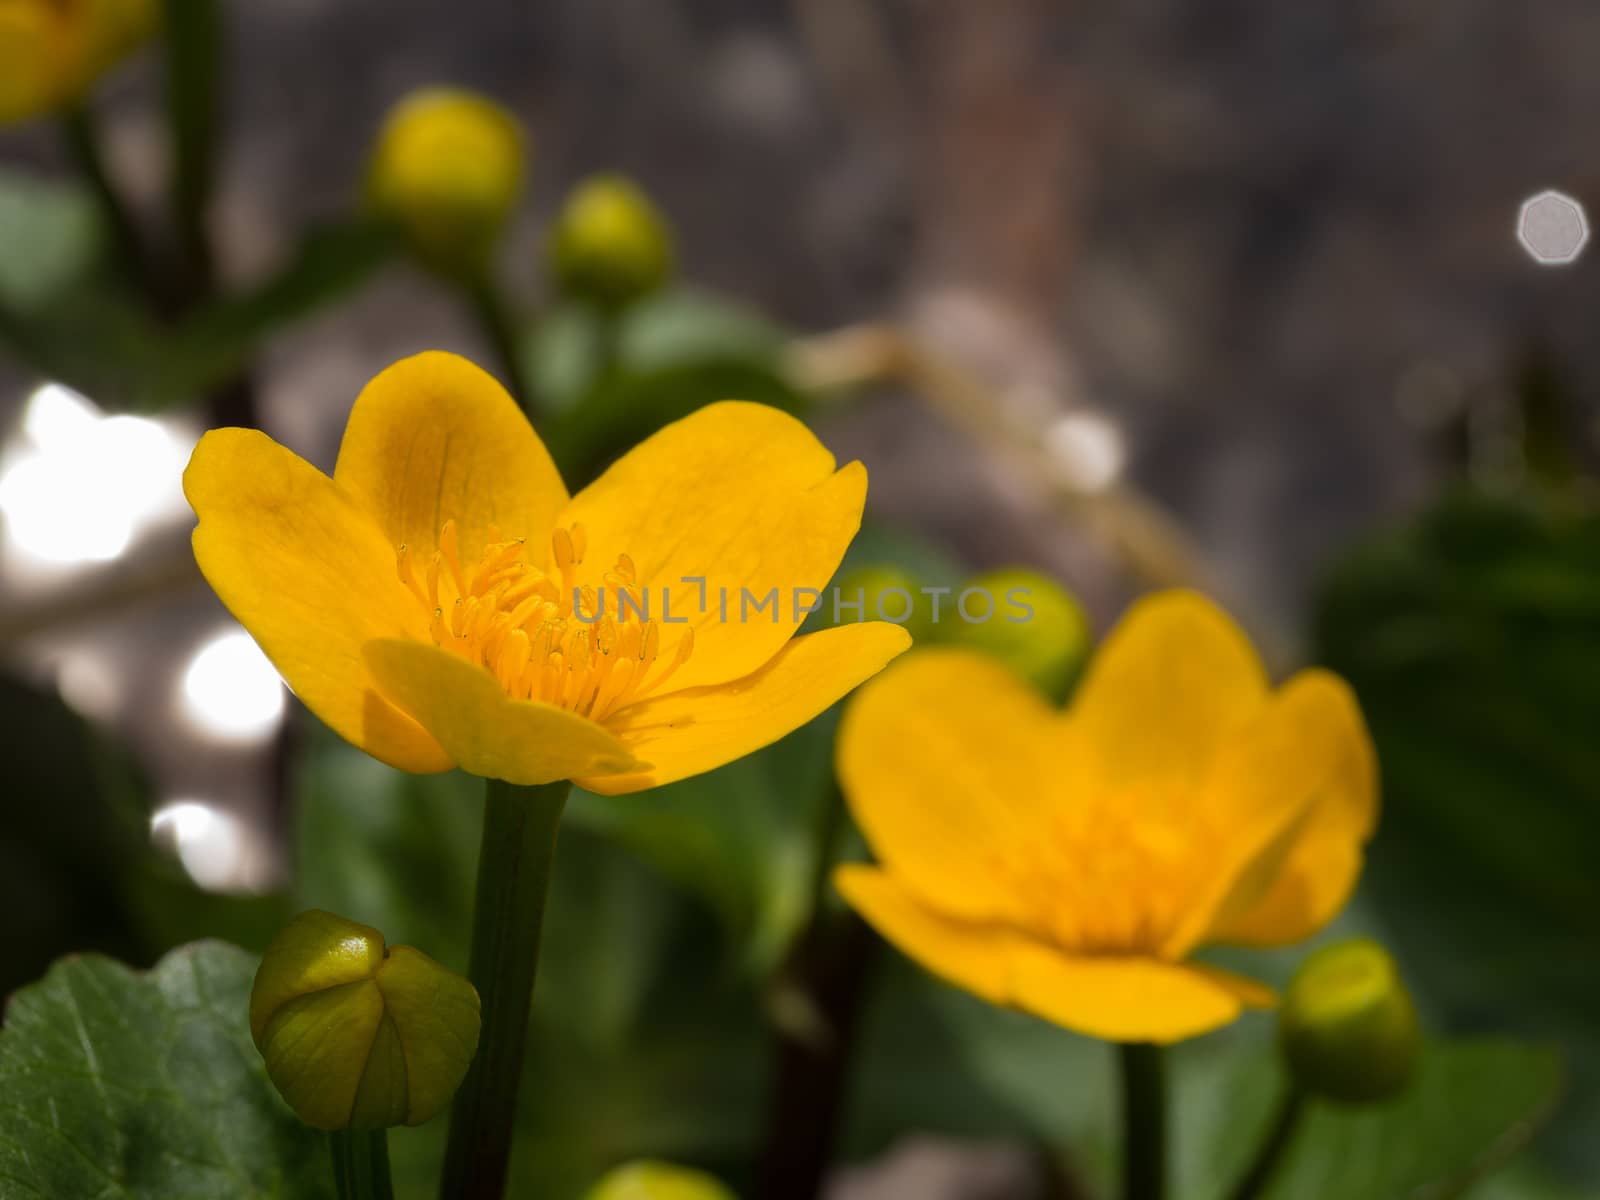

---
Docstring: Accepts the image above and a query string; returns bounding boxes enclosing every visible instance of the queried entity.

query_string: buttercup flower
[0,0,157,124]
[184,351,908,794]
[835,591,1377,1043]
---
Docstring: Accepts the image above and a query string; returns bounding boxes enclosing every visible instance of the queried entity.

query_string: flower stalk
[756,775,878,1200]
[161,0,221,300]
[466,272,536,415]
[330,1129,394,1200]
[439,776,569,1200]
[59,104,164,312]
[1119,1042,1167,1200]
[1225,1087,1307,1200]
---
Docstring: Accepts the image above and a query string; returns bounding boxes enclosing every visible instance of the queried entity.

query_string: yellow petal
[333,351,569,563]
[834,866,1014,1006]
[578,621,911,795]
[185,428,451,774]
[837,866,1269,1044]
[559,402,866,691]
[837,648,1062,925]
[1158,782,1320,960]
[1009,947,1272,1044]
[1069,589,1269,798]
[363,639,642,785]
[1204,670,1378,946]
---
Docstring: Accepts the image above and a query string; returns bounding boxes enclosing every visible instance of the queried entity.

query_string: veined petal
[184,428,450,774]
[837,649,1063,926]
[578,621,910,795]
[837,866,1270,1044]
[1069,590,1269,801]
[333,351,569,564]
[559,402,866,692]
[1204,670,1378,947]
[363,639,642,785]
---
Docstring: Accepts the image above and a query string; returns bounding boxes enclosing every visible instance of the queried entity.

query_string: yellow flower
[835,591,1377,1044]
[367,88,525,275]
[0,0,157,123]
[183,351,909,794]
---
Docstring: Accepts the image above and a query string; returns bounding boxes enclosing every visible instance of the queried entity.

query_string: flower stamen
[397,521,693,721]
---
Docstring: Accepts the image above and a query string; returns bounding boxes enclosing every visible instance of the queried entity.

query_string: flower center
[395,519,693,721]
[997,792,1216,957]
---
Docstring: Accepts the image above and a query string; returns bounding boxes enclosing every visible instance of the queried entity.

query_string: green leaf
[1473,1161,1600,1200]
[0,168,210,409]
[567,714,837,977]
[526,286,801,486]
[547,356,807,487]
[528,288,788,415]
[0,670,150,999]
[0,273,182,411]
[0,941,332,1199]
[0,665,290,980]
[848,957,1564,1200]
[0,168,391,412]
[294,733,479,974]
[175,221,397,379]
[621,288,787,369]
[1315,488,1600,1176]
[1191,1039,1563,1200]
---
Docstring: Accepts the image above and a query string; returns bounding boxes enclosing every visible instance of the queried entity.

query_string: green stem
[162,0,221,300]
[754,772,875,1200]
[438,777,569,1200]
[466,273,536,415]
[329,1129,394,1200]
[591,302,625,384]
[59,106,165,312]
[804,776,847,925]
[1119,1042,1167,1200]
[1225,1087,1307,1200]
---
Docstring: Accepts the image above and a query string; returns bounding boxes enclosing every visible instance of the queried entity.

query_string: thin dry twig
[789,322,1211,591]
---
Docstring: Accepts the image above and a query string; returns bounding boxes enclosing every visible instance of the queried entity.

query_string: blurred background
[2,3,1598,1198]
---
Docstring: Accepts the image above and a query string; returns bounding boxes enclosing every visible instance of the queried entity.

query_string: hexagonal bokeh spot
[1517,190,1589,265]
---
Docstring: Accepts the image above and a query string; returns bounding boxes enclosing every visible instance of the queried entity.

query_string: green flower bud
[250,909,481,1130]
[368,88,525,277]
[1279,938,1420,1105]
[550,173,673,308]
[943,567,1090,702]
[831,564,935,644]
[584,1161,737,1200]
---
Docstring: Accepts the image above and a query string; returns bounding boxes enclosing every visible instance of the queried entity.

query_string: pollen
[396,519,693,721]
